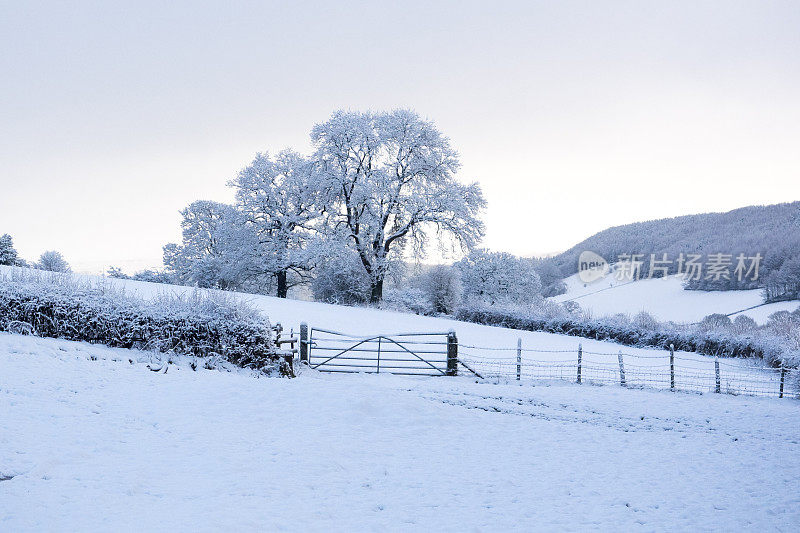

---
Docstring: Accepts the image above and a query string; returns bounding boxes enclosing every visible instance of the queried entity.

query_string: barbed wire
[456,338,795,399]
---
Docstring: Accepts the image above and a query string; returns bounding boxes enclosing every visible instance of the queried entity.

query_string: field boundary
[459,341,796,399]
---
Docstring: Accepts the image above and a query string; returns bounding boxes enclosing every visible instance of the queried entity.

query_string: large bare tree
[229,150,322,298]
[311,109,486,302]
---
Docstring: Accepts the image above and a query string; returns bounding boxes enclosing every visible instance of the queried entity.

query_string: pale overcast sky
[2,1,799,272]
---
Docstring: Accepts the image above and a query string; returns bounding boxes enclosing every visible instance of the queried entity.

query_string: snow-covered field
[0,266,786,396]
[1,333,799,531]
[551,273,800,324]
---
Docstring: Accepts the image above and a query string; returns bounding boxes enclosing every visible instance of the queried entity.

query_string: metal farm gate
[300,326,458,376]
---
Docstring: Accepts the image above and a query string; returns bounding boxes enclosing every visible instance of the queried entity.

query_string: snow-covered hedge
[456,305,793,367]
[0,277,284,374]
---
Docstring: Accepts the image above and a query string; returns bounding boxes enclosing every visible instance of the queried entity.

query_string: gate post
[780,367,786,398]
[447,330,458,376]
[299,322,309,364]
[669,344,675,391]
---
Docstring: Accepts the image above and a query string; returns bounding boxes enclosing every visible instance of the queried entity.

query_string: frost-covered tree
[418,264,462,314]
[311,245,371,305]
[37,250,71,273]
[312,109,485,303]
[456,249,542,306]
[698,313,732,332]
[163,201,257,291]
[0,234,18,266]
[731,314,758,335]
[229,150,322,298]
[106,266,130,279]
[763,256,800,302]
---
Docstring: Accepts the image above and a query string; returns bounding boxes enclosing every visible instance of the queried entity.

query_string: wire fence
[458,342,797,399]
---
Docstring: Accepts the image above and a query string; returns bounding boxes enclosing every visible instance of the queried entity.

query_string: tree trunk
[276,270,288,299]
[369,276,384,304]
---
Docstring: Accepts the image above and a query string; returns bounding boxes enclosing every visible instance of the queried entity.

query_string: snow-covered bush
[311,250,371,305]
[106,266,130,279]
[36,250,71,273]
[698,313,733,332]
[417,265,462,314]
[381,287,435,316]
[632,311,659,331]
[731,314,758,335]
[0,274,284,374]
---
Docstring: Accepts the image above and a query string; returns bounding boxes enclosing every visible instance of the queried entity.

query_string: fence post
[714,359,721,393]
[299,322,309,364]
[780,367,786,398]
[577,344,582,384]
[669,344,675,391]
[516,338,522,381]
[376,336,382,374]
[618,351,626,386]
[447,330,458,376]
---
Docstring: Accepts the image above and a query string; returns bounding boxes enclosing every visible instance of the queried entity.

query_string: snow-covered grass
[1,265,785,391]
[1,333,799,531]
[552,272,800,324]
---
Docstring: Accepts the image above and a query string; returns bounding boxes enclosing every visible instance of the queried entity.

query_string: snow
[551,272,800,324]
[0,265,780,390]
[1,332,799,530]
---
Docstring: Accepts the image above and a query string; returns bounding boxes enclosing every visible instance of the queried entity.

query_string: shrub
[311,251,371,305]
[36,251,71,273]
[455,305,789,366]
[382,287,435,316]
[0,274,284,374]
[418,265,462,314]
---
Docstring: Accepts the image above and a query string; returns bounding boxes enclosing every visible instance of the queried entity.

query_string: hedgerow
[0,274,284,374]
[455,305,795,368]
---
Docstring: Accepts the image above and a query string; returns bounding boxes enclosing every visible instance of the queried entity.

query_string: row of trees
[0,234,71,273]
[155,109,488,304]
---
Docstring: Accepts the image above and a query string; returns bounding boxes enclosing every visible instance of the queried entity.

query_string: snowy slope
[1,333,799,531]
[0,266,762,372]
[0,265,782,392]
[551,272,800,324]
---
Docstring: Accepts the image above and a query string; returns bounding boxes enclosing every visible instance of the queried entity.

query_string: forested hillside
[543,202,800,296]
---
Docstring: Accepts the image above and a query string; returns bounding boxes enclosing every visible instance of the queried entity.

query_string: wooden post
[577,344,582,384]
[376,336,382,374]
[299,322,309,364]
[447,330,458,376]
[780,367,786,398]
[669,344,675,391]
[714,359,721,393]
[618,351,626,386]
[516,338,522,381]
[282,353,295,378]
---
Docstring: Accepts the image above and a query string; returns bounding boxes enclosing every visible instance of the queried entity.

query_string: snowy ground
[0,266,785,395]
[551,272,800,324]
[1,333,799,531]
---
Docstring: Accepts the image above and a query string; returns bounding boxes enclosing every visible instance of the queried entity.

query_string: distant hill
[541,201,800,292]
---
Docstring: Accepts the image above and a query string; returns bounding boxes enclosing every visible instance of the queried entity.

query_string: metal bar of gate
[381,336,447,375]
[308,328,449,375]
